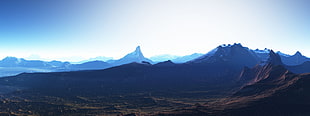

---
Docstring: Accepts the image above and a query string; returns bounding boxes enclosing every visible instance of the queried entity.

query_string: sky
[0,0,309,61]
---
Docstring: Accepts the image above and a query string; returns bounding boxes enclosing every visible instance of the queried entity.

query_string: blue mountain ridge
[0,43,309,77]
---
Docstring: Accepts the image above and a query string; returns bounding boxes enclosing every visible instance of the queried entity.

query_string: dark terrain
[0,44,309,115]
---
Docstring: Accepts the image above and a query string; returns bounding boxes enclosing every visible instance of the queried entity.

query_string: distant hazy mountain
[0,57,23,67]
[171,53,203,63]
[108,46,153,66]
[0,57,69,77]
[280,51,310,66]
[149,54,179,62]
[0,57,52,68]
[287,61,310,74]
[0,46,154,77]
[72,56,113,64]
[69,60,111,70]
[0,44,310,115]
[252,49,310,66]
[47,60,63,67]
[150,53,203,63]
[0,44,309,78]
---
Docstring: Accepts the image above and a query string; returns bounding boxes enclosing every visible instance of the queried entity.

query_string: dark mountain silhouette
[154,60,176,67]
[164,71,310,116]
[190,43,260,69]
[237,50,286,86]
[211,72,310,116]
[0,44,309,78]
[267,50,283,65]
[287,61,310,74]
[235,55,295,97]
[0,45,271,102]
[0,44,309,115]
[0,45,299,95]
[159,51,310,116]
[0,47,285,96]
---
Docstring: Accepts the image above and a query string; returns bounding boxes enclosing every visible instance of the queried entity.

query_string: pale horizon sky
[0,0,309,61]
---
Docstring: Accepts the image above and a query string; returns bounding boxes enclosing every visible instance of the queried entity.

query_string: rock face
[214,50,310,116]
[163,50,310,116]
[237,50,287,86]
[267,50,283,66]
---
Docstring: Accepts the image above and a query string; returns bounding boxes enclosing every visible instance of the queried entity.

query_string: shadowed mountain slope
[281,51,310,66]
[190,43,260,68]
[159,50,310,116]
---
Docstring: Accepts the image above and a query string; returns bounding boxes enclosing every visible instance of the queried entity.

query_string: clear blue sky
[0,0,309,61]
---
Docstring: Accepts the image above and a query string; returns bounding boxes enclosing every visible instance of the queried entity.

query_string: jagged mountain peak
[215,43,252,55]
[109,46,153,66]
[267,50,283,66]
[293,51,302,56]
[190,43,259,68]
[254,48,270,54]
[135,46,141,52]
[126,46,145,59]
[218,43,244,48]
[280,50,310,66]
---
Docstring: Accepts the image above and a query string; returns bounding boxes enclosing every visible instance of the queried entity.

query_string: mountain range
[0,43,309,115]
[0,43,309,77]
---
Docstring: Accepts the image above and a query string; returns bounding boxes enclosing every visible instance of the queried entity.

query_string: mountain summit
[280,51,310,66]
[190,43,259,67]
[129,46,144,60]
[268,50,283,66]
[294,51,302,56]
[108,46,153,66]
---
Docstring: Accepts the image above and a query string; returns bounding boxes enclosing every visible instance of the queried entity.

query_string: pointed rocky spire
[133,46,144,58]
[232,43,243,47]
[111,46,153,66]
[294,51,302,56]
[268,50,283,65]
[135,46,141,52]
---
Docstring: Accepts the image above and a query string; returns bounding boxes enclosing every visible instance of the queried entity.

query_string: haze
[0,0,309,61]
